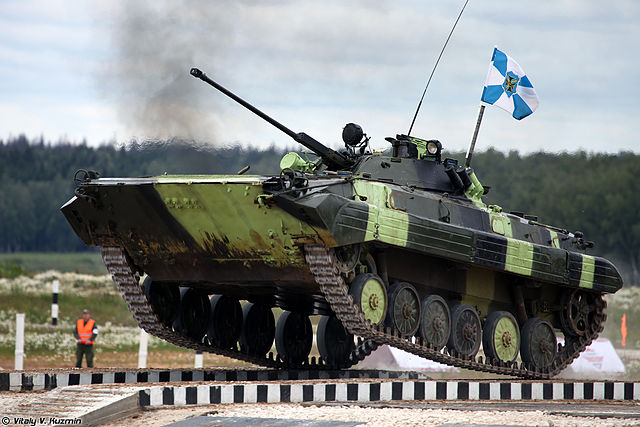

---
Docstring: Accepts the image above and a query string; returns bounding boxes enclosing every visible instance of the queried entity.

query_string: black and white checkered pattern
[4,370,638,402]
[0,369,425,391]
[139,381,640,406]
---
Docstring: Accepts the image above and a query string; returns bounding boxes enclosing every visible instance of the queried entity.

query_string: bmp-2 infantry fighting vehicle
[62,68,622,378]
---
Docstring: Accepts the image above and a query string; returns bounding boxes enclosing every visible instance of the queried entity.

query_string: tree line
[1,135,638,285]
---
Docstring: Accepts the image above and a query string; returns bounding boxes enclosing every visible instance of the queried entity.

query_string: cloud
[0,0,82,25]
[0,0,638,153]
[0,100,118,144]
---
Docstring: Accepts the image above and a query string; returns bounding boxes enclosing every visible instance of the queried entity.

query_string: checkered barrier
[139,381,640,406]
[0,369,426,391]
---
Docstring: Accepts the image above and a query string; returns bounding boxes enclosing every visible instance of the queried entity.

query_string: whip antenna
[407,0,470,135]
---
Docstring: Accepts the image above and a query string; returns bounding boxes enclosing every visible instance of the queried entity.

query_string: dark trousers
[75,343,94,368]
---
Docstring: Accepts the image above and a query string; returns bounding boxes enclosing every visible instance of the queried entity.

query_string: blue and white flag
[481,47,539,120]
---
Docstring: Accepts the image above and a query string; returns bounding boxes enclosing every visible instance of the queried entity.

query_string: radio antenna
[407,0,471,135]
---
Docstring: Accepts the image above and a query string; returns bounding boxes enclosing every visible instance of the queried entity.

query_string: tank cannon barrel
[190,68,352,170]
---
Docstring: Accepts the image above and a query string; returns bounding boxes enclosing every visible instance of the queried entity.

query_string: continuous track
[304,244,607,379]
[102,244,606,379]
[101,246,377,371]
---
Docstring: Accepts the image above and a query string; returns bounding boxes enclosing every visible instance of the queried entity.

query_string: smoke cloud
[98,1,238,143]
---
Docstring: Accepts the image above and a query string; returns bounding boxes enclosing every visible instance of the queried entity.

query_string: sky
[0,0,638,154]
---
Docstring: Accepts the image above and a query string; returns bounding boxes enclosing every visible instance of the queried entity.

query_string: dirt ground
[0,348,248,371]
[2,347,639,380]
[1,345,639,381]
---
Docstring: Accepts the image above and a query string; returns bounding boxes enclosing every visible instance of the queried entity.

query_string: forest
[1,135,638,285]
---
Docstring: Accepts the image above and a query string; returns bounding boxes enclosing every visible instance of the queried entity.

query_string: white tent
[558,337,625,376]
[356,345,459,373]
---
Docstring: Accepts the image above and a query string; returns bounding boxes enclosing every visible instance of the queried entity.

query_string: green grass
[0,252,107,275]
[0,291,136,328]
[0,261,27,278]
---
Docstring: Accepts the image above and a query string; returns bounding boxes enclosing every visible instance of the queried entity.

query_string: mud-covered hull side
[61,177,336,297]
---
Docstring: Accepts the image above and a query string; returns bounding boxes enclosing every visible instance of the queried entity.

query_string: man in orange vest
[74,309,98,368]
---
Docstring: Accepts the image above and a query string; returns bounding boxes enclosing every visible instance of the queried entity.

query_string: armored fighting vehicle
[62,68,622,378]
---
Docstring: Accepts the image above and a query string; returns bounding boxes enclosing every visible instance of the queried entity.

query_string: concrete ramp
[0,385,141,426]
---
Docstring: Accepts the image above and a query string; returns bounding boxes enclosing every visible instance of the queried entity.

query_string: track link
[304,244,606,379]
[101,246,377,370]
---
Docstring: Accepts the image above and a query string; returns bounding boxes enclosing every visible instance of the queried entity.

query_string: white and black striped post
[195,351,203,368]
[51,280,60,326]
[15,313,25,370]
[138,329,149,369]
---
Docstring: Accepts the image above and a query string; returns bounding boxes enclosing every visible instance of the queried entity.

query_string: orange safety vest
[77,319,96,345]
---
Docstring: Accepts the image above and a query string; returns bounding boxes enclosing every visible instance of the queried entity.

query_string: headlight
[427,141,439,155]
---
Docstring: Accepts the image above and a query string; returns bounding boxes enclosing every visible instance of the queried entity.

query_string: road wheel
[317,315,354,367]
[208,295,242,349]
[447,304,481,357]
[142,277,180,327]
[239,302,275,356]
[482,311,520,364]
[349,273,387,325]
[275,311,313,365]
[418,295,450,350]
[174,287,210,341]
[520,317,557,371]
[385,282,421,337]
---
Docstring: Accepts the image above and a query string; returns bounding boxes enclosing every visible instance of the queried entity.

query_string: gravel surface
[103,403,639,427]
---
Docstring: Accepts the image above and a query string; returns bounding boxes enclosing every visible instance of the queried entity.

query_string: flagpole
[465,104,485,168]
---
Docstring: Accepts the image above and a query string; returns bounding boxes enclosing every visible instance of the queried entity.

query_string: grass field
[0,252,106,275]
